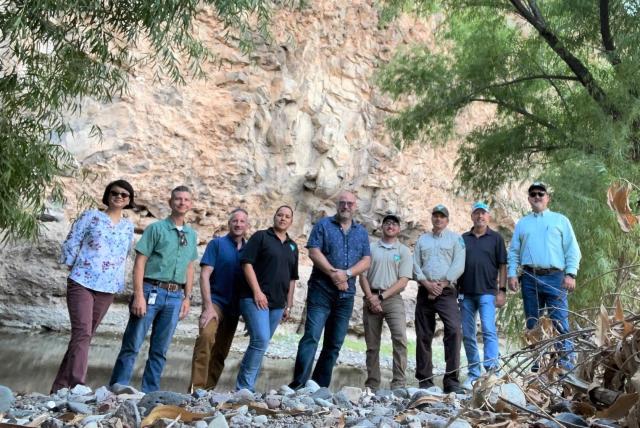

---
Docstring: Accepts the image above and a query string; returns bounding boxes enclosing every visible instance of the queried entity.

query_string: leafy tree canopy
[0,0,276,241]
[378,0,640,322]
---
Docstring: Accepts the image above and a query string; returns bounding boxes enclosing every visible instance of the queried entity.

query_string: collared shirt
[136,217,198,284]
[239,228,299,309]
[200,233,245,310]
[307,215,371,297]
[507,209,581,277]
[459,227,507,295]
[60,209,134,294]
[366,240,413,290]
[413,229,465,285]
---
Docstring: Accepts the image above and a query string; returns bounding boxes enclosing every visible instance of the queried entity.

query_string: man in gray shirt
[359,214,413,390]
[413,205,465,393]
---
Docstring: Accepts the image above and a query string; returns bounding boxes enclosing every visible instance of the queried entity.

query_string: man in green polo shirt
[110,186,198,392]
[359,214,412,390]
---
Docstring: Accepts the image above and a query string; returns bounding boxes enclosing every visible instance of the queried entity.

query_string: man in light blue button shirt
[507,182,581,370]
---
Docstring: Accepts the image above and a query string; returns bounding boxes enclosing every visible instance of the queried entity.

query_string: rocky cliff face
[0,0,525,334]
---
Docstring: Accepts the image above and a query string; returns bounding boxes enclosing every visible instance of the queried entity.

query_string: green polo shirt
[135,217,198,284]
[366,240,413,290]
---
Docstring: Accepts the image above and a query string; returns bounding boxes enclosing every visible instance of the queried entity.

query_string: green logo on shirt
[289,243,296,252]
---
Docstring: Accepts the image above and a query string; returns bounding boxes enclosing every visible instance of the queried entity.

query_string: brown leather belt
[144,278,184,292]
[523,266,562,276]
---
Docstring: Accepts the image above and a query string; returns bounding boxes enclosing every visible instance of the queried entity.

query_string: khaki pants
[189,303,239,391]
[363,293,407,389]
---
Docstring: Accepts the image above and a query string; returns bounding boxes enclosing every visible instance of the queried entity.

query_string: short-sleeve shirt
[307,215,371,297]
[239,228,299,309]
[366,240,413,290]
[458,227,507,295]
[60,209,134,293]
[200,234,245,310]
[135,217,198,284]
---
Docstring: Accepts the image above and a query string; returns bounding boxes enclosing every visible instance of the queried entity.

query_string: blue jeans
[235,298,284,391]
[290,282,354,389]
[521,271,574,368]
[460,294,499,381]
[109,282,183,392]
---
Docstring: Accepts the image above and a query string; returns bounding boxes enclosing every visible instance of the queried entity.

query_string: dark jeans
[521,271,574,369]
[415,287,461,389]
[290,282,354,388]
[51,279,114,393]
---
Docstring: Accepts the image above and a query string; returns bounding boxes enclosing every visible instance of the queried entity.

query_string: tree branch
[476,74,579,93]
[468,97,557,129]
[599,0,621,65]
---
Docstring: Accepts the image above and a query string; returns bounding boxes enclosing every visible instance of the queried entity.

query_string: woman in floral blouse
[51,180,136,393]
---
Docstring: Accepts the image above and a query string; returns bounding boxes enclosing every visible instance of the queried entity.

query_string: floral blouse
[60,209,135,294]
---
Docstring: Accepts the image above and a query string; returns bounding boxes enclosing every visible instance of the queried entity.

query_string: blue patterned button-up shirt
[60,209,135,293]
[306,215,371,297]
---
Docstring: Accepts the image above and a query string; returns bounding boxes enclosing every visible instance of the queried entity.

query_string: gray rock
[352,419,375,427]
[340,386,363,404]
[68,394,96,403]
[555,413,589,427]
[333,391,353,410]
[448,419,473,428]
[80,415,107,426]
[70,385,93,395]
[371,406,392,417]
[67,401,92,414]
[300,396,316,407]
[110,383,140,395]
[94,386,112,403]
[253,415,268,425]
[138,391,191,415]
[234,389,254,404]
[424,386,444,395]
[83,423,98,428]
[45,401,57,410]
[236,405,248,415]
[304,379,321,393]
[192,389,208,400]
[41,418,64,428]
[193,420,208,428]
[113,399,141,428]
[208,392,233,406]
[0,385,15,413]
[314,397,333,407]
[265,395,281,409]
[278,385,295,396]
[374,389,393,399]
[207,414,229,428]
[489,383,526,409]
[311,387,333,400]
[229,414,252,426]
[391,388,409,399]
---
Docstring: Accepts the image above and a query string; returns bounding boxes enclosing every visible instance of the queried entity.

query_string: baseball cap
[432,204,449,217]
[471,201,490,213]
[382,214,401,225]
[528,181,548,193]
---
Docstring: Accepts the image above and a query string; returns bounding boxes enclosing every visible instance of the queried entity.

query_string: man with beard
[189,208,249,392]
[413,204,466,394]
[289,191,371,389]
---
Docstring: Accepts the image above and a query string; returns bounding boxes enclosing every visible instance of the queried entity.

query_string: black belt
[144,278,184,292]
[523,266,562,275]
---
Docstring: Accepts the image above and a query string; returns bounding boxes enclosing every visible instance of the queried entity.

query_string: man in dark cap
[508,182,581,370]
[359,214,413,390]
[413,204,466,393]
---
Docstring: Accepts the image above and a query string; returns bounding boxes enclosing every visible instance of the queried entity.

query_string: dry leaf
[614,297,625,322]
[406,394,443,409]
[595,305,610,347]
[141,405,212,427]
[606,181,639,232]
[25,414,49,427]
[596,392,639,419]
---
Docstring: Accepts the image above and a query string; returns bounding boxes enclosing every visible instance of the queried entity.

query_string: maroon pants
[51,279,114,393]
[415,287,462,389]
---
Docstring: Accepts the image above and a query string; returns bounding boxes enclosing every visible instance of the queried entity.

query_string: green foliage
[0,0,279,242]
[378,1,640,330]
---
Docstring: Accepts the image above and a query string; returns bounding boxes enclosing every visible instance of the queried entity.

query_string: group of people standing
[50,181,580,396]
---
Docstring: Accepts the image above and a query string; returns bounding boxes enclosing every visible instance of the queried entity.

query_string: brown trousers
[189,303,239,391]
[363,293,407,389]
[414,287,461,389]
[51,279,114,393]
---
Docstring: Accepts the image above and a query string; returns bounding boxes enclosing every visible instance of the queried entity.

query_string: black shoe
[443,384,465,394]
[418,381,434,389]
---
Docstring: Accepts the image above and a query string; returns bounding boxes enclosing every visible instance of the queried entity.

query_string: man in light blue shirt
[507,182,581,370]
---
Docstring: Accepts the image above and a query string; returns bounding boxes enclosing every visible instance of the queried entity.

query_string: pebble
[333,391,353,409]
[94,386,112,403]
[70,385,93,396]
[113,399,140,428]
[489,383,526,409]
[67,401,92,414]
[314,397,333,407]
[340,386,363,404]
[41,418,64,428]
[265,395,281,409]
[193,420,208,428]
[253,415,268,424]
[234,389,254,403]
[304,380,321,393]
[278,385,295,396]
[138,391,192,414]
[206,414,228,428]
[311,386,333,400]
[0,386,14,413]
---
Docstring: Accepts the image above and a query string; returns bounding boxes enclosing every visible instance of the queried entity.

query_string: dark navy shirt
[200,234,245,310]
[239,228,299,309]
[307,215,371,298]
[458,227,507,295]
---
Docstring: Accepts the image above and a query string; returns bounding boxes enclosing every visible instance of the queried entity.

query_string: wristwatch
[346,268,353,278]
[378,293,384,301]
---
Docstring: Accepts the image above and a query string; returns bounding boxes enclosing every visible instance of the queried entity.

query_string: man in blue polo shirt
[508,182,581,370]
[458,202,507,389]
[189,208,248,392]
[290,191,371,389]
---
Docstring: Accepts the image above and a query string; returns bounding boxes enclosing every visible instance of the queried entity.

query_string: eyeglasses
[177,230,187,247]
[110,191,130,199]
[529,191,546,198]
[338,201,355,207]
[383,221,399,227]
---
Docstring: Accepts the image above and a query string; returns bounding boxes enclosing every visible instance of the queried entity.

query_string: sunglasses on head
[529,191,546,198]
[177,230,187,246]
[110,190,130,199]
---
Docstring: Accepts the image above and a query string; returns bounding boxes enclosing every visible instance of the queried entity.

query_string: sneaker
[461,379,475,391]
[418,381,435,389]
[444,384,465,394]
